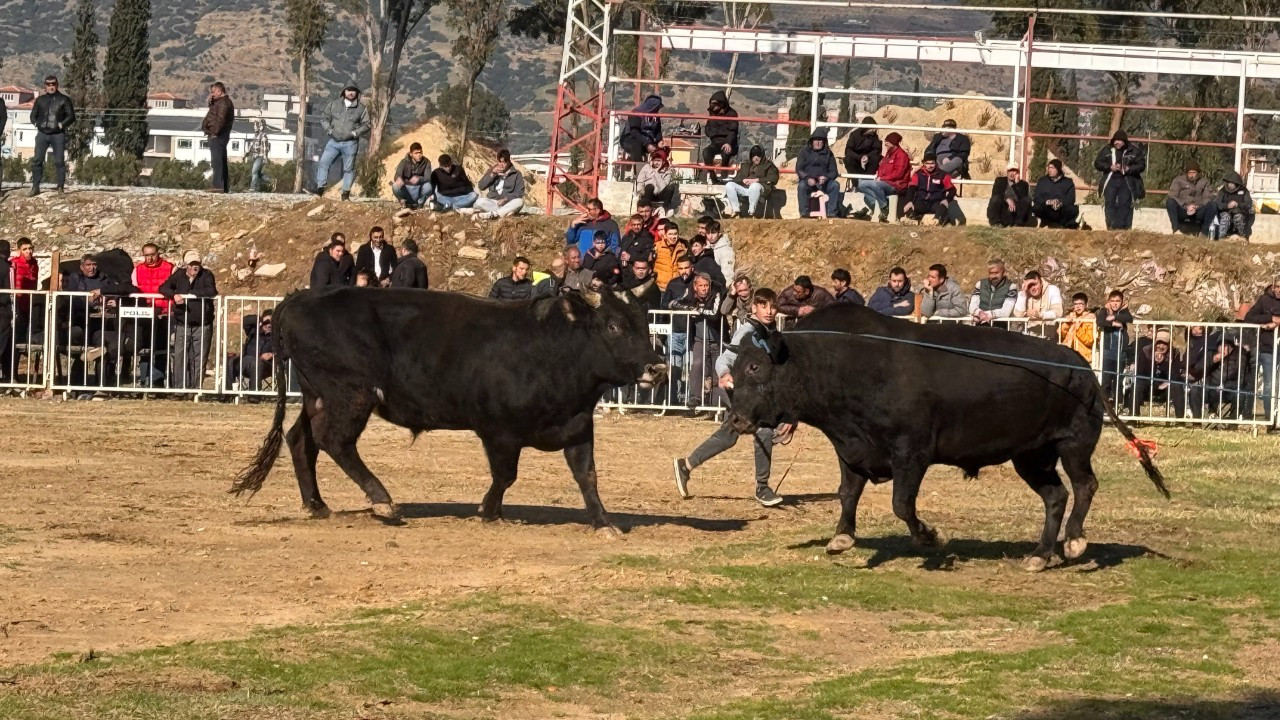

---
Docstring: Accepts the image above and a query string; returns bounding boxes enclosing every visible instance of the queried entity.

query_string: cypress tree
[785,55,815,160]
[63,0,101,162]
[102,0,151,158]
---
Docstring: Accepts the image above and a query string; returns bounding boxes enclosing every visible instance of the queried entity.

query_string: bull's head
[548,289,667,389]
[727,339,788,434]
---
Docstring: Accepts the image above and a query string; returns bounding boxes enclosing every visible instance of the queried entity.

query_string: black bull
[727,304,1168,571]
[232,288,666,532]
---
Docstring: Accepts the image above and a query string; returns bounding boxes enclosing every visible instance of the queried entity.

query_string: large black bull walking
[233,287,666,532]
[727,303,1168,571]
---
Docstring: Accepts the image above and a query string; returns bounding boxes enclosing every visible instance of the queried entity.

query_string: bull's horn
[581,288,603,308]
[612,290,632,304]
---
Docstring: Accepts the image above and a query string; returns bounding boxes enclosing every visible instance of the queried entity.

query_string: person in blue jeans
[312,85,371,200]
[794,131,842,218]
[390,142,433,209]
[429,154,478,211]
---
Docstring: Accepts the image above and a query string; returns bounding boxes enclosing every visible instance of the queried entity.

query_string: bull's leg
[286,394,328,518]
[478,436,521,521]
[889,457,938,548]
[327,443,398,521]
[311,391,396,521]
[1012,451,1069,572]
[564,436,617,535]
[827,457,869,555]
[1057,446,1099,562]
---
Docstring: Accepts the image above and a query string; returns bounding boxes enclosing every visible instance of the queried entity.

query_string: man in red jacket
[854,132,911,223]
[131,243,176,314]
[10,238,39,336]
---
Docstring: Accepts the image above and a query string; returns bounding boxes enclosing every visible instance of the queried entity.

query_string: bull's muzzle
[728,412,758,435]
[637,363,668,389]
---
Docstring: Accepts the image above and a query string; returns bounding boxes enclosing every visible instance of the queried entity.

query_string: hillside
[1,188,1276,318]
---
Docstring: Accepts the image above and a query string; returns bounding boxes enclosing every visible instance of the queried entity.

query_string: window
[230,141,241,152]
[177,139,193,150]
[199,140,209,150]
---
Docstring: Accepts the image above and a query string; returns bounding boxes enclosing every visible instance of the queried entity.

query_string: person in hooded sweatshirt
[635,149,678,218]
[1033,159,1081,229]
[1094,130,1146,230]
[620,94,665,164]
[795,131,842,218]
[1165,160,1213,235]
[867,267,915,317]
[842,116,881,189]
[313,84,372,200]
[1204,171,1255,241]
[703,91,739,184]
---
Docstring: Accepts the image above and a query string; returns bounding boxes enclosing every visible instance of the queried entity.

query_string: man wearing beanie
[1033,159,1081,229]
[723,145,778,218]
[1166,160,1213,235]
[855,132,911,222]
[1094,129,1146,230]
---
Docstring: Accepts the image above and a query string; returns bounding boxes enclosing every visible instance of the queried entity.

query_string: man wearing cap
[1166,160,1213,235]
[28,74,76,197]
[855,132,911,223]
[723,145,778,219]
[925,118,971,179]
[160,251,219,391]
[313,84,372,201]
[988,165,1033,227]
[1094,130,1146,230]
[1033,160,1081,229]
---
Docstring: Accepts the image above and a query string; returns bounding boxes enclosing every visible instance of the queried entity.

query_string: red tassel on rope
[1126,438,1159,459]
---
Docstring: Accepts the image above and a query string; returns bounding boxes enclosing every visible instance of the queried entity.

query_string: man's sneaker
[28,187,40,197]
[850,207,871,221]
[341,191,351,201]
[306,186,324,197]
[673,458,692,499]
[877,212,889,223]
[755,486,784,507]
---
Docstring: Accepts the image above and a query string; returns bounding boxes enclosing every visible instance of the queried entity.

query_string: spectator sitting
[703,91,739,184]
[830,268,865,305]
[474,149,526,219]
[1206,171,1255,241]
[228,310,275,391]
[1190,330,1253,419]
[842,116,881,190]
[58,253,137,387]
[919,263,966,318]
[131,242,176,314]
[619,258,661,309]
[854,132,911,223]
[159,251,218,391]
[900,153,957,226]
[389,239,428,289]
[582,231,621,286]
[796,131,842,218]
[723,145,778,219]
[489,256,533,300]
[619,94,665,165]
[704,220,735,282]
[653,220,688,291]
[1058,292,1095,362]
[1165,160,1212,235]
[1033,159,1081,229]
[391,142,432,209]
[1095,289,1134,405]
[1014,271,1064,322]
[429,154,478,212]
[1243,277,1280,428]
[636,203,663,240]
[777,275,835,319]
[561,246,596,292]
[1127,330,1187,418]
[532,257,566,298]
[988,166,1034,227]
[925,118,971,179]
[310,234,354,288]
[687,235,726,288]
[720,275,754,326]
[619,213,657,269]
[565,197,621,256]
[636,150,678,219]
[969,258,1017,326]
[354,226,396,287]
[1095,130,1146,230]
[868,266,915,317]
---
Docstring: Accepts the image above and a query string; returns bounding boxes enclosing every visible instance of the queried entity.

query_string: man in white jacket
[704,220,735,283]
[1014,271,1064,329]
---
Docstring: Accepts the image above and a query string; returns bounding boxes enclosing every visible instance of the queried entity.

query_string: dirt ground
[0,399,854,668]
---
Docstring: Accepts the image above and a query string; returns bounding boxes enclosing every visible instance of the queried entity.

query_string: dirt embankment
[2,189,1277,316]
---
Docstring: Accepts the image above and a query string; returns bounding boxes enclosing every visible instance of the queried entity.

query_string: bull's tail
[1101,394,1171,500]
[229,350,291,499]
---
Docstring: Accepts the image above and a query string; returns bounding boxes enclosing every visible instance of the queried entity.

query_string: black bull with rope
[727,303,1168,571]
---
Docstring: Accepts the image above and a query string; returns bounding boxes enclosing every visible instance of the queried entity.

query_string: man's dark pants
[172,323,213,390]
[32,131,67,190]
[210,133,231,193]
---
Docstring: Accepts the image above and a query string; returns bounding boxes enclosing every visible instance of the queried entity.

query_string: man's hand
[1111,162,1122,172]
[393,177,404,188]
[744,178,757,186]
[1157,382,1169,391]
[571,214,588,227]
[817,176,827,185]
[902,202,914,214]
[721,143,732,154]
[380,278,391,288]
[173,295,186,305]
[976,310,992,323]
[1186,204,1197,215]
[860,156,869,169]
[1049,199,1062,209]
[1007,198,1017,212]
[89,289,102,302]
[261,352,274,362]
[1228,200,1239,209]
[797,306,814,316]
[718,373,734,389]
[806,177,816,187]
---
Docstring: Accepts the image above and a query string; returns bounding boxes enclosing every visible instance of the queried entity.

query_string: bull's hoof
[306,503,332,520]
[371,502,401,522]
[1063,537,1089,560]
[912,527,941,549]
[595,525,624,540]
[826,534,856,555]
[1023,555,1049,573]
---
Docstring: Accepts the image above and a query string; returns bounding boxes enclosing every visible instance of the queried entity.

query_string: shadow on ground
[1012,693,1280,720]
[787,534,1164,571]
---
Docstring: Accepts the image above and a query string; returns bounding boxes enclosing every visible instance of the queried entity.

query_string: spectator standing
[354,226,396,286]
[619,214,656,269]
[1243,277,1280,428]
[704,220,735,283]
[1094,130,1146,230]
[391,142,432,209]
[919,263,966,318]
[1165,160,1212,235]
[925,118,971,179]
[721,276,754,325]
[868,267,915,317]
[620,94,665,164]
[389,239,428,289]
[703,91,739,184]
[11,238,40,332]
[565,198,622,256]
[636,151,677,218]
[489,257,534,300]
[28,75,76,196]
[900,154,957,226]
[201,82,235,194]
[429,154,478,212]
[679,273,727,408]
[653,221,688,291]
[1033,160,1081,229]
[1014,271,1064,325]
[855,132,911,223]
[988,166,1033,227]
[661,258,697,310]
[160,251,218,391]
[247,118,270,192]
[310,235,353,288]
[687,236,726,288]
[830,268,865,305]
[313,84,372,200]
[1059,293,1096,362]
[0,241,10,381]
[619,259,661,309]
[1095,290,1134,404]
[1206,171,1255,241]
[777,275,835,319]
[723,145,778,219]
[131,242,176,315]
[673,287,789,507]
[842,117,881,189]
[582,232,621,286]
[796,132,842,218]
[969,259,1017,326]
[474,150,526,219]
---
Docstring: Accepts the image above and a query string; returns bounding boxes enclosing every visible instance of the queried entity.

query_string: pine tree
[63,0,101,162]
[911,76,921,108]
[837,59,853,125]
[102,0,150,158]
[785,55,814,160]
[444,0,510,158]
